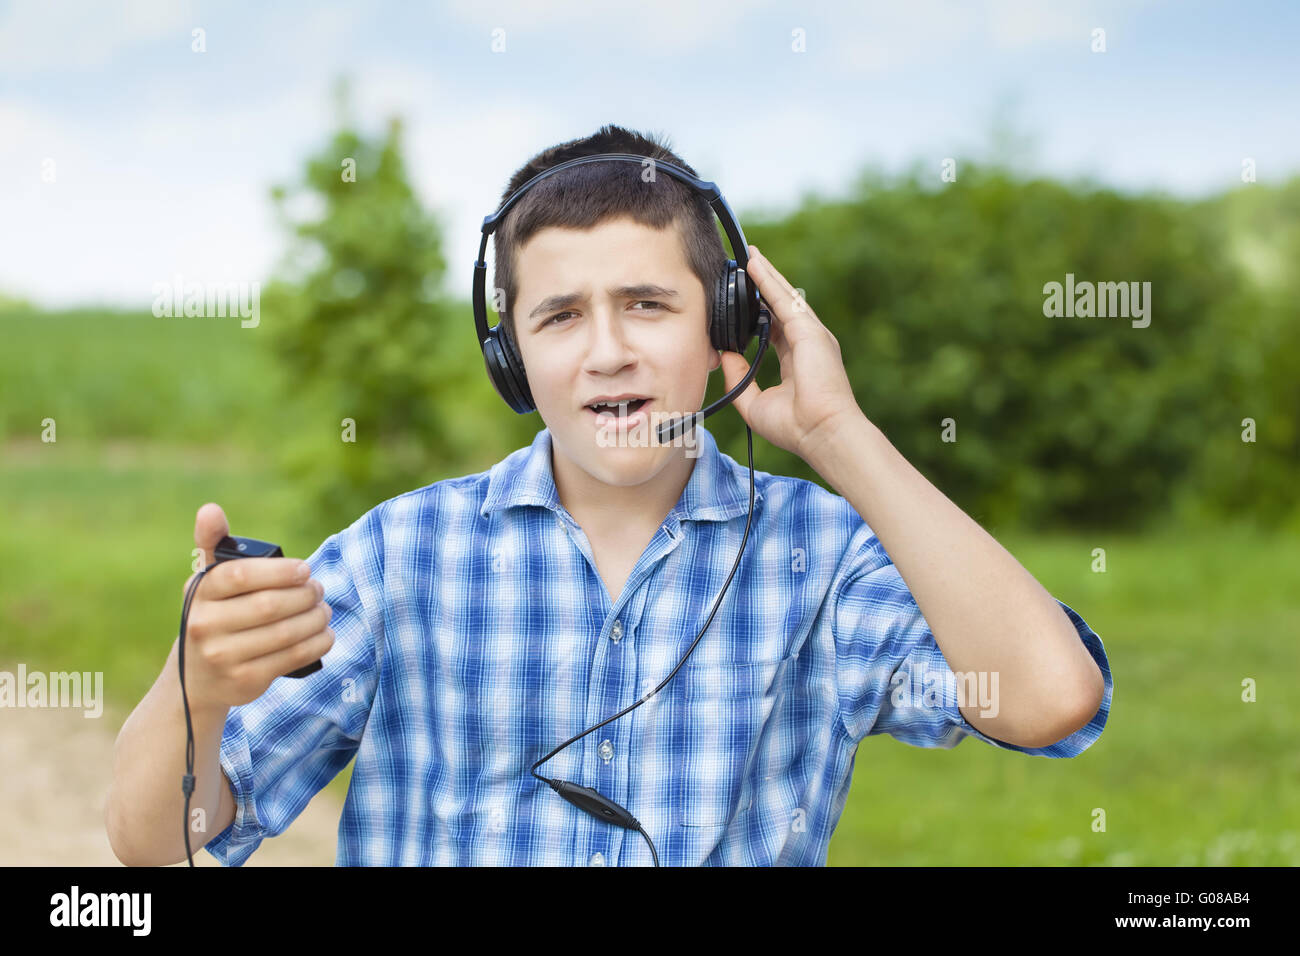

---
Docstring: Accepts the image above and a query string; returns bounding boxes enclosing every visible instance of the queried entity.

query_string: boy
[106,125,1111,867]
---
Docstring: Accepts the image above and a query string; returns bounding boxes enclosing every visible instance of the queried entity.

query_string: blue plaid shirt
[204,423,1112,866]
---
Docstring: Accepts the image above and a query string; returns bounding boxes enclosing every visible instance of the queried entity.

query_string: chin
[579,443,668,485]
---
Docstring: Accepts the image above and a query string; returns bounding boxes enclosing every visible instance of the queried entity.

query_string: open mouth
[586,397,651,423]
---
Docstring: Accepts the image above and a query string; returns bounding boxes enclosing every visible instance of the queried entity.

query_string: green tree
[1177,178,1300,531]
[262,83,537,540]
[712,163,1258,531]
[258,98,1297,538]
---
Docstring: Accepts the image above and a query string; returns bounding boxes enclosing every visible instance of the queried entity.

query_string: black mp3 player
[212,535,323,678]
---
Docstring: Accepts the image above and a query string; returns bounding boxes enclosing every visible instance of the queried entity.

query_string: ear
[708,346,721,372]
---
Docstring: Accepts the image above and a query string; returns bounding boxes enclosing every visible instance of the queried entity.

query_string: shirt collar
[479,422,761,526]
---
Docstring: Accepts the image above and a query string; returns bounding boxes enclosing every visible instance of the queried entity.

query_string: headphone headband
[472,152,754,347]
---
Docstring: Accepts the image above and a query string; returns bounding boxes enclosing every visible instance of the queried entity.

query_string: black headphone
[472,152,770,444]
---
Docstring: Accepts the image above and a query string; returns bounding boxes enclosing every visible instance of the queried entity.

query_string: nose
[581,308,637,376]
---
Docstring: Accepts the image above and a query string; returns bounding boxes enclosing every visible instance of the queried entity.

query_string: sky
[1,0,1297,308]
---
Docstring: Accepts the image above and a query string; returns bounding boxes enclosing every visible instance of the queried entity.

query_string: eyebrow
[528,284,679,322]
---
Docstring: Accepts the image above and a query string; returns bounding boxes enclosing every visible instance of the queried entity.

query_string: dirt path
[0,690,343,867]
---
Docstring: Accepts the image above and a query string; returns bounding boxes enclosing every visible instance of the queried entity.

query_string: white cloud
[440,0,776,51]
[985,0,1092,49]
[0,0,195,72]
[833,0,1146,72]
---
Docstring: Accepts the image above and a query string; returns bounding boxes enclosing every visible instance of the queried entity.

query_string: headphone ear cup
[483,327,535,414]
[711,261,757,354]
[731,262,757,353]
[710,267,734,353]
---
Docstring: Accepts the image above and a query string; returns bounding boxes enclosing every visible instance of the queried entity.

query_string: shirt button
[598,739,614,762]
[589,852,606,866]
[611,619,623,643]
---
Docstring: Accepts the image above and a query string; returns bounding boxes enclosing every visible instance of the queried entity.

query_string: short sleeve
[203,503,388,866]
[831,541,1112,759]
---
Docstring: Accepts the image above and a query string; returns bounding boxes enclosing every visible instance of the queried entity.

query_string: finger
[749,245,805,305]
[763,300,792,369]
[769,321,792,380]
[194,502,229,568]
[207,579,324,634]
[747,256,809,341]
[213,601,334,668]
[183,503,231,597]
[203,556,312,600]
[747,246,793,295]
[244,624,336,683]
[719,351,762,421]
[746,246,825,339]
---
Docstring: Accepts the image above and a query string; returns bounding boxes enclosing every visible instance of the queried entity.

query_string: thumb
[183,502,230,597]
[719,351,760,419]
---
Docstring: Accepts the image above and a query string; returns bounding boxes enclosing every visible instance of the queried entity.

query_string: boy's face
[512,215,721,490]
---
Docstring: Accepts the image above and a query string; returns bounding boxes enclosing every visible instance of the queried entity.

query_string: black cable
[531,397,762,866]
[177,562,217,867]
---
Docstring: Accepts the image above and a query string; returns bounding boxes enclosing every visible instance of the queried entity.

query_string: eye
[546,302,661,325]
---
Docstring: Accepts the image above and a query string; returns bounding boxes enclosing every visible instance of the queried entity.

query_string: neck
[552,441,696,539]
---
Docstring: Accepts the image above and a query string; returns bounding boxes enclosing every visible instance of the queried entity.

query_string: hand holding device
[176,503,333,866]
[180,507,331,711]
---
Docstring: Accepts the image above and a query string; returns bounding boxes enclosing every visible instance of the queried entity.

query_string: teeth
[590,399,642,413]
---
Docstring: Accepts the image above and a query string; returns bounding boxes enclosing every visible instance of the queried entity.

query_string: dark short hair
[491,124,728,361]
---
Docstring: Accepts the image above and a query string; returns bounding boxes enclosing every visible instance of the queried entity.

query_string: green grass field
[4,305,1296,865]
[831,523,1300,865]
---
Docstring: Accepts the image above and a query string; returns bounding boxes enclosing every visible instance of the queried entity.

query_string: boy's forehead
[516,219,694,300]
[521,216,682,257]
